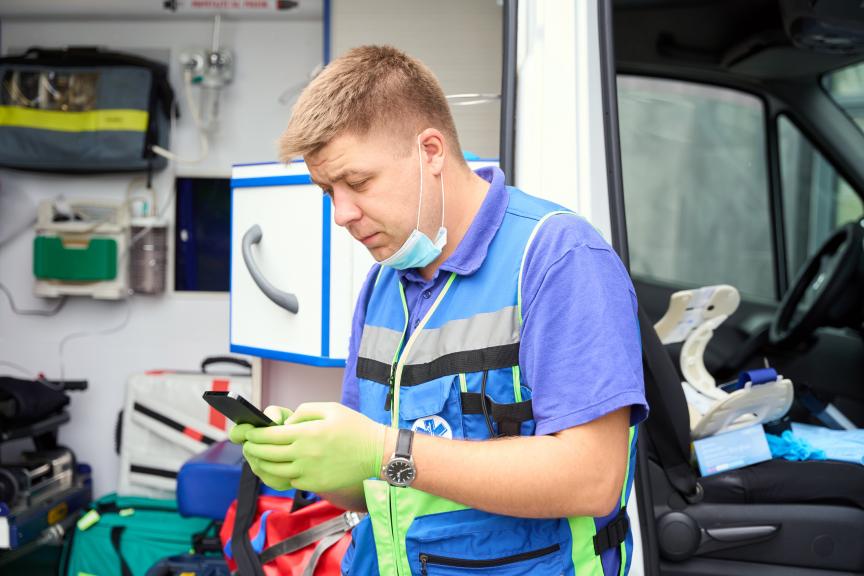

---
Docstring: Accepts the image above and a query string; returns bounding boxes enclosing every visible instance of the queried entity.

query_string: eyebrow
[312,168,370,188]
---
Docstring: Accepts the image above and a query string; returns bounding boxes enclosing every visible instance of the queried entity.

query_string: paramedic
[232,45,648,575]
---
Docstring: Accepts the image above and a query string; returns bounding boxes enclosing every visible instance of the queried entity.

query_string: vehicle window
[824,62,864,133]
[618,76,774,300]
[778,116,864,279]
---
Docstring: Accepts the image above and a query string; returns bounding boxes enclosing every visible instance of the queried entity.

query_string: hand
[243,402,385,493]
[227,405,293,444]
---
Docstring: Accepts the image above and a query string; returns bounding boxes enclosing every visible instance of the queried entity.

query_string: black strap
[232,464,266,576]
[201,356,253,374]
[110,526,133,576]
[258,511,364,565]
[593,507,630,555]
[395,428,414,458]
[461,392,533,436]
[290,490,317,513]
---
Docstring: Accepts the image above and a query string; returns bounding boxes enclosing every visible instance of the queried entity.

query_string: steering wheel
[770,219,864,347]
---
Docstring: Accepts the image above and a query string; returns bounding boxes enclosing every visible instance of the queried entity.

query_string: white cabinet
[230,160,497,366]
[230,161,374,366]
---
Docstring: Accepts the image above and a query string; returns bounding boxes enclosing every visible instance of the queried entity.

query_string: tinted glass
[618,76,774,300]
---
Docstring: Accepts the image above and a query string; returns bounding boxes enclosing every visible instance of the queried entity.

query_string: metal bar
[499,0,517,185]
[597,0,630,268]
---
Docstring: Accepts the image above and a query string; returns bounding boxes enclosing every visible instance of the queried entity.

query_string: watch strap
[395,428,414,458]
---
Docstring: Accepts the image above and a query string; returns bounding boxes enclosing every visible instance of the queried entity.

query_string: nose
[331,186,362,228]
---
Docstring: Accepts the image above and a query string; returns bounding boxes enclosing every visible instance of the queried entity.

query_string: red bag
[220,466,364,576]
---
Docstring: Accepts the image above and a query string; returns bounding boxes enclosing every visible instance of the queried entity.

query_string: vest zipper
[387,273,457,576]
[419,544,560,575]
[385,363,396,411]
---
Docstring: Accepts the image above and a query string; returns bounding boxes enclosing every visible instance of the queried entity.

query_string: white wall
[0,16,322,498]
[331,0,503,159]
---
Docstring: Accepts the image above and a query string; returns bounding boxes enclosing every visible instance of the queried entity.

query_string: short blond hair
[278,45,463,162]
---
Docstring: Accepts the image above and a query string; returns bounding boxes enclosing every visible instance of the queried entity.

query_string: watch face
[385,457,416,486]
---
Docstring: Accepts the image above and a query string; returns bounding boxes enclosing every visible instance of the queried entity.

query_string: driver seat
[639,308,864,575]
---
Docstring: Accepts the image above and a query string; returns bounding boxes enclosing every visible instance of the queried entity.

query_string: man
[231,45,648,575]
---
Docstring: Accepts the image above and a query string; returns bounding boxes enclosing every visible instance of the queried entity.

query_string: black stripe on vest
[356,343,520,386]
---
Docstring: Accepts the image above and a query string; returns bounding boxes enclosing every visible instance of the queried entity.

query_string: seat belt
[639,314,703,503]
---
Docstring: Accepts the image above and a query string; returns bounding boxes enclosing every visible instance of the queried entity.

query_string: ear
[418,128,446,176]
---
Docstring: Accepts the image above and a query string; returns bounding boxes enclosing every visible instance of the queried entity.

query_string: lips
[358,232,379,246]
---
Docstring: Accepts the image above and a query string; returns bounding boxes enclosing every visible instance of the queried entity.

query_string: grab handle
[241,224,299,314]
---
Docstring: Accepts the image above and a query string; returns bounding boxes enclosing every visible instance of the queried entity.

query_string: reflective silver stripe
[358,325,404,365]
[404,305,520,365]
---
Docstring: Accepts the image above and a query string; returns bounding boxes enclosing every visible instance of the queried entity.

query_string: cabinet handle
[241,224,299,314]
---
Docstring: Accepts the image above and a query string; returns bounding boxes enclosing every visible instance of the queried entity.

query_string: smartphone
[202,391,276,427]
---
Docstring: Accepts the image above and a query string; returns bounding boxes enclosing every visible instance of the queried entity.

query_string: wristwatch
[382,428,416,487]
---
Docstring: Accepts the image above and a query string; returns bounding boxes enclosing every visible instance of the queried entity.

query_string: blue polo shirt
[341,166,648,434]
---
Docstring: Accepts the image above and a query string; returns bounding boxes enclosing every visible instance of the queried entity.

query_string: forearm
[382,408,630,518]
[318,483,368,512]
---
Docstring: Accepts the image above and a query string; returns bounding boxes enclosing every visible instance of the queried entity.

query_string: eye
[320,187,333,198]
[347,179,368,190]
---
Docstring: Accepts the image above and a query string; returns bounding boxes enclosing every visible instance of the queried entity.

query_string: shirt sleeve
[519,215,648,436]
[341,264,381,410]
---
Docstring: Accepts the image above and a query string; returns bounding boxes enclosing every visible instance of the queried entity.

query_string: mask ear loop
[439,167,445,230]
[416,137,424,232]
[418,136,446,232]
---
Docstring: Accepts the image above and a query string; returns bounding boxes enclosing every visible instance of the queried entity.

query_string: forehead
[305,130,409,183]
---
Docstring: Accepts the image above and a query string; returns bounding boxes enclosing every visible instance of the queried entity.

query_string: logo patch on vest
[412,415,453,439]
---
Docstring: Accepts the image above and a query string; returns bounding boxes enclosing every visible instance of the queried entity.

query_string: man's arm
[385,406,631,518]
[317,484,367,512]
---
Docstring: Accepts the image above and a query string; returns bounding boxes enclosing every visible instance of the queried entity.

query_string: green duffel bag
[61,493,211,576]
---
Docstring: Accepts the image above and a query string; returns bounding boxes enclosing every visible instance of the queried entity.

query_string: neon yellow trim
[618,426,636,576]
[389,281,410,428]
[621,426,635,508]
[512,365,522,402]
[392,272,456,425]
[458,373,468,393]
[568,517,605,575]
[365,479,470,576]
[0,105,148,132]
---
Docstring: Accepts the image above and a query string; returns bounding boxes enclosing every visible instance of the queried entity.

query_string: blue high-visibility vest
[346,186,637,576]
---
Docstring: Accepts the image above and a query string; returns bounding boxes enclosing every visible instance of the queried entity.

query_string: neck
[418,163,489,281]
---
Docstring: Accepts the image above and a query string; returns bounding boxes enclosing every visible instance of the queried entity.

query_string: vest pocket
[397,375,464,439]
[418,544,560,575]
[406,509,567,575]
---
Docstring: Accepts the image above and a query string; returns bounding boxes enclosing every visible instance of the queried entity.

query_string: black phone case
[202,391,275,427]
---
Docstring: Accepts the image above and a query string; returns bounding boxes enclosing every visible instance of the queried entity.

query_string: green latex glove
[227,405,293,444]
[242,402,386,493]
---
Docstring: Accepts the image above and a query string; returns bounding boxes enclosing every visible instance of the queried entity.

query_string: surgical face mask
[378,137,447,270]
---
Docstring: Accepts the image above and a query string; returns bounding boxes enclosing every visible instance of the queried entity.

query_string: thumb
[229,423,254,444]
[264,405,294,425]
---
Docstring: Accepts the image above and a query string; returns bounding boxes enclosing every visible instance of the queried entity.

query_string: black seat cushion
[701,458,864,509]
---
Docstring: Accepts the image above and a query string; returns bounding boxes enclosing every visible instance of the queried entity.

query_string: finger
[246,423,302,444]
[229,423,254,444]
[264,405,294,425]
[245,454,263,476]
[243,440,297,463]
[258,470,293,492]
[255,458,303,480]
[283,402,335,425]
